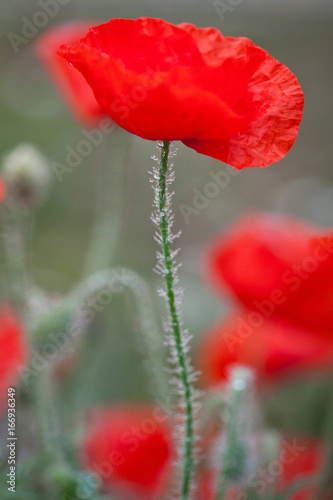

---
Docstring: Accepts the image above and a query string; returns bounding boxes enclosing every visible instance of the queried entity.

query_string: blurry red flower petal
[204,213,333,330]
[0,306,27,410]
[0,176,6,203]
[197,311,333,386]
[58,18,303,169]
[35,22,105,126]
[80,404,173,499]
[279,437,324,500]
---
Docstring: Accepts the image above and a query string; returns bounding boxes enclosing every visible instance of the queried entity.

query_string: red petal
[0,176,6,203]
[35,22,105,126]
[203,213,333,331]
[197,311,333,386]
[180,29,304,168]
[0,306,27,410]
[58,19,303,168]
[279,437,323,500]
[80,404,173,498]
[178,24,228,67]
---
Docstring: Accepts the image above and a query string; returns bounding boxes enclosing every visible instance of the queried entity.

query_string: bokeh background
[1,0,333,436]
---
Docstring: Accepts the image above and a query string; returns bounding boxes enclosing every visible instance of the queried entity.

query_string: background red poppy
[197,311,333,386]
[35,22,105,126]
[0,306,27,410]
[203,213,333,331]
[80,405,173,499]
[0,176,6,203]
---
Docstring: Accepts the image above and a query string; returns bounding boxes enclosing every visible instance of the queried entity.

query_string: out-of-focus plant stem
[30,267,168,402]
[216,367,255,500]
[2,203,30,313]
[34,367,64,464]
[317,384,333,499]
[82,130,130,278]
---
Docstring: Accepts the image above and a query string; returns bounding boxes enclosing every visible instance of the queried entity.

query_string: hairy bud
[2,143,51,209]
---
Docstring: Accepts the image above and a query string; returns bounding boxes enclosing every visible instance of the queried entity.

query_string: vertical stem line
[317,385,333,499]
[157,140,194,499]
[83,131,130,278]
[125,271,169,401]
[1,204,30,313]
[34,367,64,464]
[216,367,254,500]
[217,385,242,500]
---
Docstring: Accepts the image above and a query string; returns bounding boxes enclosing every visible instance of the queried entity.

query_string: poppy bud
[2,143,51,209]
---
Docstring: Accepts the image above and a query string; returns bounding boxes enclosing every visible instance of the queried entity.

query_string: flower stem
[1,203,30,313]
[34,367,64,464]
[83,130,130,278]
[216,367,257,500]
[124,269,169,401]
[31,267,167,401]
[77,268,168,401]
[156,140,194,499]
[317,384,333,499]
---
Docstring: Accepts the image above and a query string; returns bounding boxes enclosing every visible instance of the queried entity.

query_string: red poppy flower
[0,306,27,409]
[0,176,6,203]
[58,18,303,169]
[204,213,333,331]
[36,22,105,126]
[197,310,333,386]
[80,404,173,499]
[279,437,324,500]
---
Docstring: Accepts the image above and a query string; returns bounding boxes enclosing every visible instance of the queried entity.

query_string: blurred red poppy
[0,176,6,203]
[279,437,324,500]
[197,310,333,386]
[0,306,27,409]
[36,22,105,126]
[58,18,303,169]
[204,213,333,331]
[80,404,173,499]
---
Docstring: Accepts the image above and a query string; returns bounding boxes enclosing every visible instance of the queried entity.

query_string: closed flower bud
[2,143,51,209]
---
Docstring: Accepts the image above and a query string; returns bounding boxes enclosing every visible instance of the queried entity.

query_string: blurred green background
[0,0,333,433]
